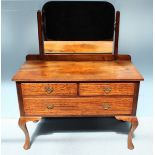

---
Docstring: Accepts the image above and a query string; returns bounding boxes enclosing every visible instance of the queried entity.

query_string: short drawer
[23,97,133,116]
[21,83,77,96]
[79,83,135,96]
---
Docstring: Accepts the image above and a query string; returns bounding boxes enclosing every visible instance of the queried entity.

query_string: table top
[12,60,144,82]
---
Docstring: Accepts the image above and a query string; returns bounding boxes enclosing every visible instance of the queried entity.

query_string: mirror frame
[37,2,120,60]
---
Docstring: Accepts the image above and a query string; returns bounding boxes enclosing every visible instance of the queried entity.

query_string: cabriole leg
[115,116,138,150]
[18,117,41,150]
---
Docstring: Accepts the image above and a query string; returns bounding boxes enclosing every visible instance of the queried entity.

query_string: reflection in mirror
[44,41,113,54]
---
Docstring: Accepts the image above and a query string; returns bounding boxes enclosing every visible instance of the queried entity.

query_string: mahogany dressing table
[12,1,144,150]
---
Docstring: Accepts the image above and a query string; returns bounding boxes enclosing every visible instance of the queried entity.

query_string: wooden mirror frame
[37,10,119,55]
[26,5,131,61]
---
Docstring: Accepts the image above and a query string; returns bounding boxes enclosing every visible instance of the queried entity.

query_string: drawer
[23,97,133,116]
[79,83,135,96]
[21,83,77,96]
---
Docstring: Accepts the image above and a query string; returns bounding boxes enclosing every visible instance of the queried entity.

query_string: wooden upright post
[114,11,120,60]
[37,10,44,56]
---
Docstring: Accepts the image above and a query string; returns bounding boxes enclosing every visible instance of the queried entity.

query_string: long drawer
[21,83,77,96]
[79,83,135,96]
[23,97,133,116]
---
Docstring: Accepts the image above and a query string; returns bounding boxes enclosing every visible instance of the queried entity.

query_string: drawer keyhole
[47,104,54,109]
[103,87,112,94]
[102,103,111,110]
[45,86,53,94]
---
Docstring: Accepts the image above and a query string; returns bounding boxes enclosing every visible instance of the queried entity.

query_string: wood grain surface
[44,41,113,53]
[12,61,144,82]
[23,97,133,116]
[21,83,77,96]
[79,83,135,96]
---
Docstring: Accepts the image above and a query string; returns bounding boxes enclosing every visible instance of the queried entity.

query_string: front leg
[18,117,41,150]
[115,116,138,150]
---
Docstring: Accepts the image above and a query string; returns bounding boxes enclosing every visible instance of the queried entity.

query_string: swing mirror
[41,1,115,54]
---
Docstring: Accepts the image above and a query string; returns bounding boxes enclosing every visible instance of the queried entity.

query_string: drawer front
[21,83,77,96]
[79,83,135,96]
[23,97,133,116]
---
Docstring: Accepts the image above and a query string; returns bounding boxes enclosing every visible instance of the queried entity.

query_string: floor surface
[1,117,153,155]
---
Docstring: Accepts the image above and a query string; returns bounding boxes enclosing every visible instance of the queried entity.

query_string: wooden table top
[12,60,144,82]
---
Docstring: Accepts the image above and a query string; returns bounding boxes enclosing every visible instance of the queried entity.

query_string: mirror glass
[42,1,115,54]
[44,41,113,54]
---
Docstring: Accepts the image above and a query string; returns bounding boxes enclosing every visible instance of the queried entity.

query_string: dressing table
[12,1,144,150]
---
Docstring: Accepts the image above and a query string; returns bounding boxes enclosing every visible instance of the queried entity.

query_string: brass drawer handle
[47,104,54,109]
[103,87,112,94]
[45,86,53,94]
[102,103,111,110]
